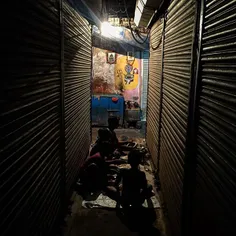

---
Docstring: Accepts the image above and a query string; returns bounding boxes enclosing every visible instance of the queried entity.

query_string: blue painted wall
[92,95,124,126]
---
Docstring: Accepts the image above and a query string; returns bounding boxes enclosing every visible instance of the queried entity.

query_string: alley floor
[62,128,171,236]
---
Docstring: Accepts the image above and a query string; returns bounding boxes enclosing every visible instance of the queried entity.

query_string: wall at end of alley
[92,47,142,104]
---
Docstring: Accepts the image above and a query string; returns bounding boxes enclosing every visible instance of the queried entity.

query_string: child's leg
[140,184,153,203]
[104,186,120,201]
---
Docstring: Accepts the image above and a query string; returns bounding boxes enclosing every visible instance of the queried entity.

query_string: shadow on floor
[65,207,160,236]
[63,192,161,236]
[116,206,160,236]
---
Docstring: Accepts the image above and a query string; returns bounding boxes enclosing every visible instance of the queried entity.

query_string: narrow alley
[1,0,236,236]
[61,128,171,236]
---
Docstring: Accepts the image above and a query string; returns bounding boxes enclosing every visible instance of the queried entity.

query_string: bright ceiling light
[101,22,123,38]
[101,22,115,37]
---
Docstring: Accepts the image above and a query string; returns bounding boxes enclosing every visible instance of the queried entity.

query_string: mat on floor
[82,194,160,209]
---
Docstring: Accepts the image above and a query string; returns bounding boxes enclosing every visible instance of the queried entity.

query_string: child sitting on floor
[120,149,153,208]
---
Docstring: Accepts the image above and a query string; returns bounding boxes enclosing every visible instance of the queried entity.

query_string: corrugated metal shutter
[0,0,61,235]
[159,0,196,235]
[63,2,92,194]
[146,19,163,168]
[192,1,236,235]
[141,51,149,120]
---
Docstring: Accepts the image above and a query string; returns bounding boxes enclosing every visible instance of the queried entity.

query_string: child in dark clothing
[80,128,125,194]
[90,128,114,157]
[120,149,153,208]
[107,117,136,154]
[108,117,119,147]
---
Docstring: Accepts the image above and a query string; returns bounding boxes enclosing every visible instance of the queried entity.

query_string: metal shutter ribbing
[146,20,163,168]
[159,0,196,235]
[0,0,61,235]
[63,1,92,194]
[192,1,236,235]
[141,51,149,120]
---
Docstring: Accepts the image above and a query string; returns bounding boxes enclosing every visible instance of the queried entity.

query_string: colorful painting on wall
[115,55,139,91]
[127,51,135,65]
[92,47,141,103]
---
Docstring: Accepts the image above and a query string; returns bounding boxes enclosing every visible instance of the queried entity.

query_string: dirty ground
[62,128,171,236]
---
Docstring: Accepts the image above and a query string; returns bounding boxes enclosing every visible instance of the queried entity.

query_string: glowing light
[134,0,148,26]
[134,9,142,26]
[137,0,144,12]
[101,22,123,38]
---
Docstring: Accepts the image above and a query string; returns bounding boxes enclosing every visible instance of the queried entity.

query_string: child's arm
[141,171,148,189]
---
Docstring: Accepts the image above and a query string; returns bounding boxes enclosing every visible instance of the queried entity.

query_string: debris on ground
[82,194,160,209]
[62,129,171,236]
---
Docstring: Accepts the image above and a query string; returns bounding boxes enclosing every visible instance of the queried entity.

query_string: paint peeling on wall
[92,47,142,103]
[92,47,119,94]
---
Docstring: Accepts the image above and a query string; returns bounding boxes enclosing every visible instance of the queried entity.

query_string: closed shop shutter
[192,1,236,235]
[159,0,196,235]
[1,0,61,235]
[141,51,149,120]
[63,2,92,194]
[146,20,163,167]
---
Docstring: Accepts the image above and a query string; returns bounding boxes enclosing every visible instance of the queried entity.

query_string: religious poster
[115,55,139,90]
[106,52,117,64]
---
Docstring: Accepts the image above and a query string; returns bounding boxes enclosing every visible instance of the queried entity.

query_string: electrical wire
[150,21,163,50]
[123,0,150,45]
[129,20,150,44]
[150,12,167,50]
[136,28,148,41]
[110,7,126,14]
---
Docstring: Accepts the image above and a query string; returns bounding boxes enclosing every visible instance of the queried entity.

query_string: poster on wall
[115,54,139,90]
[106,52,117,64]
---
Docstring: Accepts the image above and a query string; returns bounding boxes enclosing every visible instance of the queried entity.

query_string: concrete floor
[64,204,167,236]
[92,127,145,143]
[62,128,171,236]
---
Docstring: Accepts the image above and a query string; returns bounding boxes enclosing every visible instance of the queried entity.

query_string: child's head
[98,128,112,142]
[108,116,119,130]
[128,149,143,168]
[97,128,113,156]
